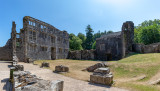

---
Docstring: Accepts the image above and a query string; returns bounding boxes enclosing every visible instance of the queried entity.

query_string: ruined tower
[122,21,134,55]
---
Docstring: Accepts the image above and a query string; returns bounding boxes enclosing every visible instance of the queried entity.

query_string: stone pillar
[23,17,29,62]
[11,21,18,63]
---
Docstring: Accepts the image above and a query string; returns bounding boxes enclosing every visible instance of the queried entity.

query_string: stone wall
[96,32,123,61]
[96,21,134,61]
[0,39,12,61]
[133,43,160,53]
[68,50,96,60]
[21,16,69,62]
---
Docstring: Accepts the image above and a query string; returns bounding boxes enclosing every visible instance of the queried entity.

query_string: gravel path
[19,62,129,91]
[0,61,12,91]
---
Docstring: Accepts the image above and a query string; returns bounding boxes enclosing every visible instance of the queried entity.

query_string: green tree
[93,30,101,41]
[78,33,86,49]
[134,19,160,45]
[69,33,83,50]
[85,25,94,50]
[92,41,96,49]
[107,30,113,34]
[139,25,160,45]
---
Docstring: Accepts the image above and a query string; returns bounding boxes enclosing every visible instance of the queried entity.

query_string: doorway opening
[51,47,56,60]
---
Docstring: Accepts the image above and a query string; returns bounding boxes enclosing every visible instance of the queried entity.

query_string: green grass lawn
[34,53,160,91]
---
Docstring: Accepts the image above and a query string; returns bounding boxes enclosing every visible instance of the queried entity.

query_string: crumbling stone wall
[6,16,69,62]
[96,21,134,61]
[68,50,82,60]
[68,50,96,60]
[133,43,160,53]
[96,32,123,61]
[0,39,12,61]
[0,16,69,62]
[81,50,96,60]
[21,16,69,62]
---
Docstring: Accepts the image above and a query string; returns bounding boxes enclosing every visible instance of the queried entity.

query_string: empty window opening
[51,36,55,43]
[16,34,20,38]
[29,30,36,41]
[41,46,47,51]
[16,42,20,47]
[33,31,36,40]
[58,48,62,53]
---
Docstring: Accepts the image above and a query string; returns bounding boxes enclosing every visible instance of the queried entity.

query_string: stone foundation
[90,68,113,85]
[55,65,69,72]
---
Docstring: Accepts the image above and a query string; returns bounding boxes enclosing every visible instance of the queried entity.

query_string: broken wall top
[23,16,69,37]
[96,32,121,41]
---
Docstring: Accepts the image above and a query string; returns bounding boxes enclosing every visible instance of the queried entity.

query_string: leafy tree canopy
[134,19,160,45]
[69,33,83,50]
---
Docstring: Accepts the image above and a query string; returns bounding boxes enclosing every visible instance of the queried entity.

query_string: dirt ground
[34,60,102,81]
[19,62,128,91]
[0,61,12,91]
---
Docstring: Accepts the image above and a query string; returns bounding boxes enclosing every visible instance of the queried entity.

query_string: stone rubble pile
[86,62,107,72]
[10,64,64,91]
[90,68,113,85]
[13,71,63,91]
[55,65,69,72]
[14,64,24,71]
[41,62,50,67]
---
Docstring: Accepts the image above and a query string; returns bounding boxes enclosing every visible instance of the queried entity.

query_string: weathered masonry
[0,16,69,62]
[96,21,134,61]
[68,21,134,61]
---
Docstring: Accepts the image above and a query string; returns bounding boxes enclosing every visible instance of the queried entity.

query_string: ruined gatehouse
[0,16,69,62]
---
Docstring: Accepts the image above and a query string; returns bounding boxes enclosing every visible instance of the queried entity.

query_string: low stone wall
[133,43,160,53]
[0,39,12,61]
[68,49,96,60]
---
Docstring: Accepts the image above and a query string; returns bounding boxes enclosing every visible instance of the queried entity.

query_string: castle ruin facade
[0,16,69,62]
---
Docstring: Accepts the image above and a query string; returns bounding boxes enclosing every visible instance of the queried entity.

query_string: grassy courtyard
[34,53,160,91]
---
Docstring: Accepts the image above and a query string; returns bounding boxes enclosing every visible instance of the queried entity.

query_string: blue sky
[0,0,160,47]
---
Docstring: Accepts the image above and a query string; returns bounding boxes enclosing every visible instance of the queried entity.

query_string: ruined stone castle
[68,21,135,61]
[0,16,69,62]
[96,21,134,60]
[1,16,159,62]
